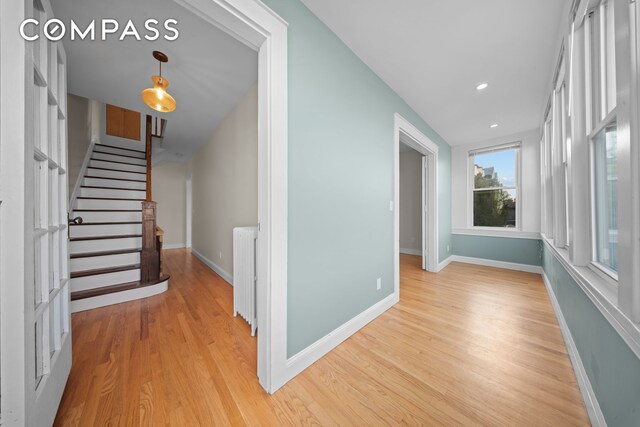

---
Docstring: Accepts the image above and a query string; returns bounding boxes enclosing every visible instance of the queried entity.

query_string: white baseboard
[70,278,169,313]
[451,255,543,274]
[542,273,606,427]
[191,248,233,285]
[437,255,453,272]
[164,243,186,250]
[399,248,422,256]
[275,292,399,390]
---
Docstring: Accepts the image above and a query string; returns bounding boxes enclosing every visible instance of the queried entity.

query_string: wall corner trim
[451,255,543,274]
[437,255,453,272]
[542,273,607,427]
[191,248,233,286]
[273,293,398,391]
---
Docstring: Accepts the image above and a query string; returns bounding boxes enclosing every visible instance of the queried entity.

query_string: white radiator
[233,226,258,336]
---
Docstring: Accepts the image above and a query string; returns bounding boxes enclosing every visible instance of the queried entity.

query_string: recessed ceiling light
[490,123,499,128]
[476,83,489,91]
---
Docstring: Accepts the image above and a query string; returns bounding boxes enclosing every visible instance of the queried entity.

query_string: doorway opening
[399,142,426,265]
[393,113,439,296]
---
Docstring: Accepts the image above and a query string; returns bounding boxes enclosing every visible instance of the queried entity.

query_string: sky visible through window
[474,150,516,187]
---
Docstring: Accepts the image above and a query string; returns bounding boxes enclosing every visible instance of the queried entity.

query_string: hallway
[54,250,589,426]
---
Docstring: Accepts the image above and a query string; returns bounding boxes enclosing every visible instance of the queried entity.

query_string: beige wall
[152,162,188,247]
[189,84,258,277]
[67,94,91,195]
[399,148,423,252]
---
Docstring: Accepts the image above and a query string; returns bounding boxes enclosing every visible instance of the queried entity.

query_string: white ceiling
[53,0,258,162]
[301,0,570,146]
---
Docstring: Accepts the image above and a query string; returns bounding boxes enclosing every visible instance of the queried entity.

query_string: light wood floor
[54,250,589,426]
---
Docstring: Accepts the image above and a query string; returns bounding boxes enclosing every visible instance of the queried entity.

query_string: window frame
[588,109,619,283]
[468,143,522,230]
[539,0,640,362]
[584,0,619,283]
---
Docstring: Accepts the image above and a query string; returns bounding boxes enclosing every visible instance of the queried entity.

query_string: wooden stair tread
[73,209,142,212]
[70,263,140,278]
[95,143,146,155]
[93,150,147,161]
[91,157,147,167]
[81,185,146,191]
[70,234,142,242]
[70,248,142,259]
[70,221,142,226]
[84,175,146,183]
[87,166,146,175]
[77,196,145,201]
[70,274,170,301]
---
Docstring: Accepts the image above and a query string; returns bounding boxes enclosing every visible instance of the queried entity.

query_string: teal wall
[452,234,542,266]
[543,246,640,427]
[261,0,452,357]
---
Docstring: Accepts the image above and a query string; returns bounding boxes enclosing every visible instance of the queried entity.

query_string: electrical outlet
[376,277,381,290]
[219,251,222,259]
[447,245,450,252]
[389,201,393,211]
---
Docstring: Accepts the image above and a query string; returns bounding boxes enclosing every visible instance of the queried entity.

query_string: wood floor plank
[54,250,589,426]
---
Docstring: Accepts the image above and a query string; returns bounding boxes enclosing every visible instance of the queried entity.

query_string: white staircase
[69,139,168,312]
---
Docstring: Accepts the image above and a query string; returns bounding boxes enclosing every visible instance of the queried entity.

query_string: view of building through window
[472,147,518,227]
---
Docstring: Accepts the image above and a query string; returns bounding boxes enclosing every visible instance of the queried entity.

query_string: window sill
[452,228,541,240]
[542,238,640,361]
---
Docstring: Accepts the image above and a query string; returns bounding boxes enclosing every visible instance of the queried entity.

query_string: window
[585,0,618,278]
[585,0,616,130]
[470,144,520,228]
[592,121,618,275]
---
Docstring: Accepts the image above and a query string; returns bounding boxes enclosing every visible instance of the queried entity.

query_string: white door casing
[394,113,439,300]
[186,174,192,249]
[421,155,427,270]
[173,0,289,393]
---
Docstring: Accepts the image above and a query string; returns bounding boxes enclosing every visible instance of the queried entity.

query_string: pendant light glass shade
[141,76,176,113]
[141,51,176,113]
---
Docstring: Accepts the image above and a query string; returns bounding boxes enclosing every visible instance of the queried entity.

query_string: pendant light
[141,51,177,113]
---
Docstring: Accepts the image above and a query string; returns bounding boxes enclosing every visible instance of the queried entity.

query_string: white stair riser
[75,198,143,210]
[99,139,146,152]
[94,144,146,159]
[87,167,146,181]
[83,177,146,190]
[72,211,142,222]
[79,187,146,200]
[71,252,140,272]
[71,237,142,254]
[89,159,146,174]
[69,223,142,238]
[71,269,140,293]
[92,152,147,166]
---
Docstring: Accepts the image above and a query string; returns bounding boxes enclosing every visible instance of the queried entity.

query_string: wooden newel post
[140,201,160,284]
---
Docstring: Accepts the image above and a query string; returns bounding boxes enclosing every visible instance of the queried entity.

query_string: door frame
[185,173,192,249]
[174,0,289,392]
[394,113,439,292]
[1,0,73,424]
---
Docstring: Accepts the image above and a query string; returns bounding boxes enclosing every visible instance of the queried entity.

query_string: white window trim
[588,108,618,282]
[544,0,640,327]
[543,238,640,360]
[467,142,522,230]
